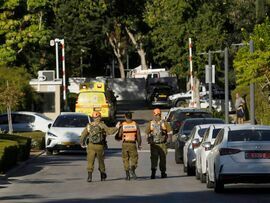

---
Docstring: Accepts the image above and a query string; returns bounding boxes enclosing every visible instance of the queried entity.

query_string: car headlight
[47,131,57,137]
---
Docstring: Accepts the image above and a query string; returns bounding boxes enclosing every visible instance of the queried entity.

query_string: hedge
[0,134,31,161]
[15,131,45,150]
[0,140,18,173]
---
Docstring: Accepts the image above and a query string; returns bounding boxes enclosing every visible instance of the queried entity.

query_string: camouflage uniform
[117,120,141,180]
[145,119,172,178]
[80,121,118,180]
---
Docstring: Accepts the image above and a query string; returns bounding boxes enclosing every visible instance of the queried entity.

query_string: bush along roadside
[0,139,19,173]
[14,131,45,150]
[0,134,31,161]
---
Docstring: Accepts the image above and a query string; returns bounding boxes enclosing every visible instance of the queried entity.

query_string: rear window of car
[77,92,106,104]
[228,130,270,142]
[53,115,89,127]
[182,119,224,134]
[174,111,212,122]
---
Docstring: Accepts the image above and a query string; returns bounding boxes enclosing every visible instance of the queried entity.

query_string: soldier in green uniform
[116,112,142,180]
[145,108,173,179]
[80,111,119,182]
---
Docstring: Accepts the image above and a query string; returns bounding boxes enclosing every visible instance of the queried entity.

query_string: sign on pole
[205,65,215,84]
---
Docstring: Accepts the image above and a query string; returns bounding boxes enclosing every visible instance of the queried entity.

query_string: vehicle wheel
[214,174,224,193]
[175,145,182,164]
[206,172,214,188]
[46,149,53,155]
[195,167,200,180]
[187,164,194,176]
[200,173,206,183]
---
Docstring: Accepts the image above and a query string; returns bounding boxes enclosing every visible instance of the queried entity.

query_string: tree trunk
[125,27,148,70]
[106,32,126,78]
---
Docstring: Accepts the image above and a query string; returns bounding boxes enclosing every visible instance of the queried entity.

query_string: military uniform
[145,119,172,178]
[117,120,141,180]
[80,120,118,182]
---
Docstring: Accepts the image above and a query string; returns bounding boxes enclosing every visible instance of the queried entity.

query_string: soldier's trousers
[150,143,167,172]
[87,143,105,173]
[122,142,138,171]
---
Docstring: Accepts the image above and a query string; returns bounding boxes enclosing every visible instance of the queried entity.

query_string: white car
[183,124,212,176]
[206,125,270,193]
[195,124,234,183]
[45,112,91,155]
[0,111,52,133]
[199,98,234,112]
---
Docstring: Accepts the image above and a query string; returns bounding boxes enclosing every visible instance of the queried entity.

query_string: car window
[77,92,106,104]
[12,114,35,124]
[189,128,196,140]
[0,115,8,125]
[212,129,222,139]
[174,111,212,122]
[228,130,270,142]
[202,128,210,142]
[213,129,224,146]
[53,115,89,127]
[198,128,207,137]
[166,111,176,122]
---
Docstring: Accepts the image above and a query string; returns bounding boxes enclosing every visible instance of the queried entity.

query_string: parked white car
[0,111,52,133]
[199,98,234,112]
[183,124,212,176]
[206,125,270,193]
[45,112,91,155]
[195,124,234,183]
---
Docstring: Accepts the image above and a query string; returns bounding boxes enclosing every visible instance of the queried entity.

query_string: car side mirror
[180,134,187,141]
[48,123,52,129]
[202,141,212,150]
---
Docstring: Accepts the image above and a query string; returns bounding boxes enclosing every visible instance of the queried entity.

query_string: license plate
[159,95,167,98]
[245,152,270,159]
[94,107,101,111]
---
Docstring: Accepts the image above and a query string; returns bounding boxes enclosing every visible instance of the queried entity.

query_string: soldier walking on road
[116,112,142,180]
[145,108,173,179]
[80,111,119,182]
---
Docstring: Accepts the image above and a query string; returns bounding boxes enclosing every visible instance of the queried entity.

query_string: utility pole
[208,51,212,111]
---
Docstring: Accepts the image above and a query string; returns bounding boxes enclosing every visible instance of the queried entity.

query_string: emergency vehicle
[75,82,116,122]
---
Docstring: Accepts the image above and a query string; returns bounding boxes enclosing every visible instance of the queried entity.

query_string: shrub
[0,134,31,161]
[0,140,18,173]
[15,132,45,150]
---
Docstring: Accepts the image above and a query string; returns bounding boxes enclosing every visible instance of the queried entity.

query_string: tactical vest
[87,123,105,144]
[150,120,167,143]
[122,121,137,142]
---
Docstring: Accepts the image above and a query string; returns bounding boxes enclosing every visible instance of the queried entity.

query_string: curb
[0,150,45,181]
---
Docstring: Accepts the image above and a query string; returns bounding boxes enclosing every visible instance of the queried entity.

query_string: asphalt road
[0,101,270,203]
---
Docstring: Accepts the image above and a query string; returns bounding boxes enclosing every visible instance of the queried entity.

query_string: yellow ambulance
[75,82,116,121]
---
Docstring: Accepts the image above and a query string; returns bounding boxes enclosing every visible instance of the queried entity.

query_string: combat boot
[161,172,167,178]
[130,166,137,180]
[100,172,107,181]
[151,169,156,179]
[125,171,130,181]
[87,172,92,182]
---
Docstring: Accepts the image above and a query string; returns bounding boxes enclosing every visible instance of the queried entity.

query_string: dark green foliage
[15,132,45,150]
[0,134,31,161]
[0,140,18,173]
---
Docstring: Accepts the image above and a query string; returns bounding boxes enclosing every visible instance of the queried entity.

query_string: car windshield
[174,111,212,122]
[53,115,89,127]
[228,129,270,142]
[77,92,106,104]
[212,129,222,139]
[198,128,207,137]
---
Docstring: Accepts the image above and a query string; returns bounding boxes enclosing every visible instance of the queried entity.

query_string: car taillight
[192,143,200,149]
[219,148,241,156]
